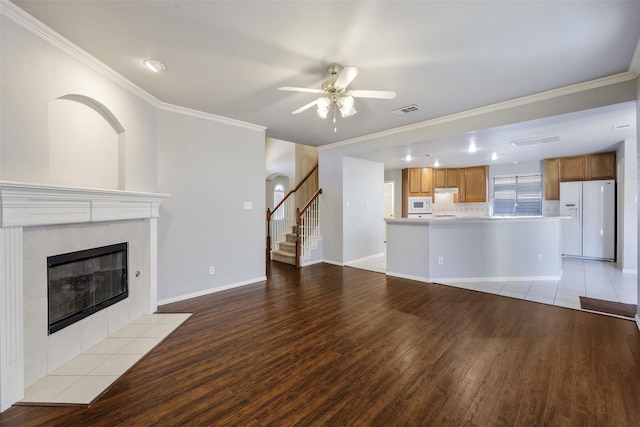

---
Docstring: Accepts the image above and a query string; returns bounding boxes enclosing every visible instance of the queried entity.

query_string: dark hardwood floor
[3,261,640,426]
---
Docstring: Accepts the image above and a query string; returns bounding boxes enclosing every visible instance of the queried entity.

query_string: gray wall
[1,14,267,305]
[157,111,266,302]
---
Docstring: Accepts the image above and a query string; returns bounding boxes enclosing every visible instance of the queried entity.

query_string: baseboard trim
[385,271,431,283]
[157,276,267,306]
[321,259,344,267]
[344,252,385,266]
[385,272,561,283]
[636,314,640,333]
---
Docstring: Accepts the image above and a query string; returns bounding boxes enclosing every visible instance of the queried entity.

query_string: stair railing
[295,188,322,267]
[266,163,318,265]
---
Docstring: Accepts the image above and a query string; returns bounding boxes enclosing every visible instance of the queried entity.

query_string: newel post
[295,207,301,268]
[266,208,272,271]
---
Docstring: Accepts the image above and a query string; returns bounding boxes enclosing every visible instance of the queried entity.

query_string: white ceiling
[10,0,640,169]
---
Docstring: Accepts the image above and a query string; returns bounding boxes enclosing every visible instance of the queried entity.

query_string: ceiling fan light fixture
[317,97,330,118]
[339,96,357,118]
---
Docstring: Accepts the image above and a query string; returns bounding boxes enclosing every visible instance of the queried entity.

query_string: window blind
[493,174,542,216]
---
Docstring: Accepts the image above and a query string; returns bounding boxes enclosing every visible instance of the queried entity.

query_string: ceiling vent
[612,123,632,131]
[510,135,561,148]
[392,104,420,115]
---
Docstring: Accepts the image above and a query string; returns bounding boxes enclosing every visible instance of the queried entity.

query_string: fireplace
[48,243,129,334]
[0,181,167,411]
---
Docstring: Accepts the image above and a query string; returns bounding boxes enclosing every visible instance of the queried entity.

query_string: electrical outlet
[537,254,543,263]
[209,266,215,275]
[438,257,444,265]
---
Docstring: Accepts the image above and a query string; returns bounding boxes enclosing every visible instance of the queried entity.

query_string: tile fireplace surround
[0,181,168,411]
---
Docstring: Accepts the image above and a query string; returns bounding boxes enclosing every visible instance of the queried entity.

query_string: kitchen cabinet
[463,166,488,202]
[404,168,432,196]
[433,168,446,188]
[587,152,615,180]
[446,168,459,188]
[433,168,459,189]
[544,158,560,200]
[544,152,615,200]
[402,168,433,217]
[458,168,467,202]
[560,156,586,182]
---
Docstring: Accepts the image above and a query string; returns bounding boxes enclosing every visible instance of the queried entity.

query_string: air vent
[510,135,561,148]
[612,123,632,131]
[392,104,420,115]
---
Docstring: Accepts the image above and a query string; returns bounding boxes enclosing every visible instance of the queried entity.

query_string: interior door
[384,182,394,218]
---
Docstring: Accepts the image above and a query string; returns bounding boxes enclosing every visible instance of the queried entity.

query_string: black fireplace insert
[47,242,128,334]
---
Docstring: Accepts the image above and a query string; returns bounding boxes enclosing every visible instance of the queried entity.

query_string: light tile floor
[20,313,191,406]
[347,255,638,312]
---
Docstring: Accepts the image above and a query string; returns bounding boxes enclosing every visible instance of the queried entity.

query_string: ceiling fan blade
[279,86,325,94]
[350,89,397,99]
[292,100,318,114]
[334,66,359,89]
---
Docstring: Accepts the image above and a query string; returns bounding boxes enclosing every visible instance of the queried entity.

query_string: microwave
[408,196,433,214]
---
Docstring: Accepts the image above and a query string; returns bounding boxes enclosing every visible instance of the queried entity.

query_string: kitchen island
[385,216,564,283]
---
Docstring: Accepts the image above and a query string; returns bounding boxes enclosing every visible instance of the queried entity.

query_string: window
[493,174,542,216]
[273,184,285,220]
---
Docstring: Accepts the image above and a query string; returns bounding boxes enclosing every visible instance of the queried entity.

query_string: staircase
[270,225,299,265]
[267,164,322,268]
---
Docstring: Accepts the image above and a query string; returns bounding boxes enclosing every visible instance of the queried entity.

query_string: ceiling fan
[279,64,396,119]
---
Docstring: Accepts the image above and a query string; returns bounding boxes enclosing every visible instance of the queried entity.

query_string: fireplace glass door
[48,242,128,334]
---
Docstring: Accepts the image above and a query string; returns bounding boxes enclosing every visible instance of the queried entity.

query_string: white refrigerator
[560,180,615,260]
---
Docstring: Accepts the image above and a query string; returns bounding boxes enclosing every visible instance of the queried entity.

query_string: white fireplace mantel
[0,181,169,227]
[0,181,169,411]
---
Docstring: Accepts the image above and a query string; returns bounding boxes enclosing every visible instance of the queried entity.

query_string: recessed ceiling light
[434,160,440,167]
[491,153,498,161]
[143,59,166,72]
[405,154,412,161]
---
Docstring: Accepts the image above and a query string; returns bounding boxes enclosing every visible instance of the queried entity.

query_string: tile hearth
[18,313,191,406]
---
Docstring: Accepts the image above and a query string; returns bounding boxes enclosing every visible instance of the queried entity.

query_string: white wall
[0,15,158,192]
[618,139,638,273]
[156,111,266,303]
[343,157,385,262]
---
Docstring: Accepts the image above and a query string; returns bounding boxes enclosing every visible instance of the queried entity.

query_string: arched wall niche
[49,94,126,190]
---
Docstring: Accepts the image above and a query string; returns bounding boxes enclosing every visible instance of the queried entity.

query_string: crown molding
[630,38,640,77]
[320,72,638,151]
[159,103,267,132]
[0,1,162,108]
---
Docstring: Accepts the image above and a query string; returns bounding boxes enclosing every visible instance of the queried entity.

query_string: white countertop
[385,215,569,224]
